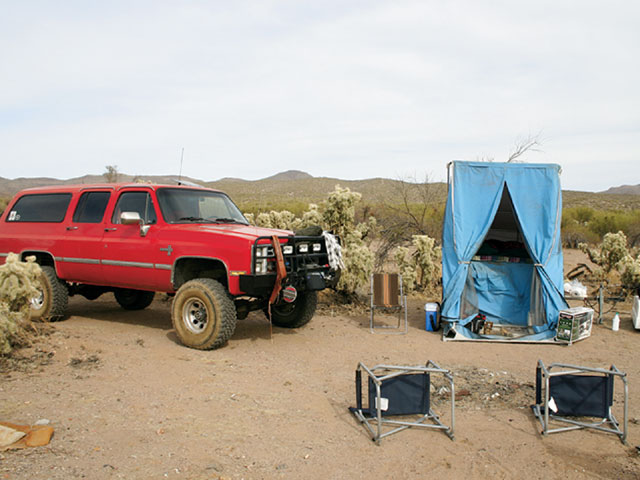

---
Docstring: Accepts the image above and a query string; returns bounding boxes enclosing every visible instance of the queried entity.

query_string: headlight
[255,259,267,273]
[298,243,309,253]
[312,243,321,252]
[256,246,270,257]
[283,245,293,255]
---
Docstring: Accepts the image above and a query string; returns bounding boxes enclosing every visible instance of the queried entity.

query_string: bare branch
[507,132,543,163]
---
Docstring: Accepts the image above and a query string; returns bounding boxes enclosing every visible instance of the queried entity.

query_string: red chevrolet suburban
[0,183,339,349]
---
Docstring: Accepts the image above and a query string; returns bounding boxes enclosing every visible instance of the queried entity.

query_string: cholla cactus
[291,204,323,231]
[338,230,375,294]
[619,254,640,294]
[243,212,255,225]
[255,210,296,230]
[413,235,441,288]
[394,246,417,293]
[250,186,376,296]
[256,212,272,228]
[322,185,361,238]
[0,254,42,354]
[0,253,41,313]
[270,210,296,230]
[579,231,629,275]
[392,235,441,294]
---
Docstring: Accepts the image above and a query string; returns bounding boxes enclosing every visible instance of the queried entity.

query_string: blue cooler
[425,303,440,331]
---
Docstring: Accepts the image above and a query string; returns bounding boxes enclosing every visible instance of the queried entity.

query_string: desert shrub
[563,206,596,225]
[240,200,309,219]
[0,197,10,218]
[561,222,599,248]
[588,211,634,239]
[0,254,41,355]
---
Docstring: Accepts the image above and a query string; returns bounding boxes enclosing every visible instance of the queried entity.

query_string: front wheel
[31,266,68,321]
[171,279,237,350]
[114,289,155,310]
[265,291,318,328]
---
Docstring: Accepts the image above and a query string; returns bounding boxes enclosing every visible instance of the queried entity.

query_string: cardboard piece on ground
[0,425,26,447]
[0,422,54,450]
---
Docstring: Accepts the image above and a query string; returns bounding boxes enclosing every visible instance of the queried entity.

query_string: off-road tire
[266,290,317,328]
[31,266,68,321]
[114,289,155,310]
[171,278,237,350]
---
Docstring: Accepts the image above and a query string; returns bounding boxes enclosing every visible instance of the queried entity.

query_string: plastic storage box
[555,307,594,345]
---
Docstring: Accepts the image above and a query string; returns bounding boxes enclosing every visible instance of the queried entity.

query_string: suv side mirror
[120,211,150,237]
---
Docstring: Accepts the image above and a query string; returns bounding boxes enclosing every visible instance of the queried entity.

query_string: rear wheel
[114,289,155,310]
[31,266,68,321]
[266,291,317,328]
[171,278,237,350]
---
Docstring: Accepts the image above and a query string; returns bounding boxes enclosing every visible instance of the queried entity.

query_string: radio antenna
[178,147,184,185]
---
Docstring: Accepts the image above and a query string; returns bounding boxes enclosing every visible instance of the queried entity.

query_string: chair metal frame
[350,361,455,445]
[369,273,408,334]
[531,360,628,444]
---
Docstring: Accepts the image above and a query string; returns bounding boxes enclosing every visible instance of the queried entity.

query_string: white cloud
[0,0,638,190]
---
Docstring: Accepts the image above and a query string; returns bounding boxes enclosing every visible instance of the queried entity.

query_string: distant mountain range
[1,170,638,210]
[600,184,640,195]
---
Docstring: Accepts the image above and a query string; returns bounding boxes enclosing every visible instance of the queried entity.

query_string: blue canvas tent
[441,161,568,342]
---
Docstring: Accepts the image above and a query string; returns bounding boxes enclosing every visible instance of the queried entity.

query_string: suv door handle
[104,227,117,232]
[66,226,78,231]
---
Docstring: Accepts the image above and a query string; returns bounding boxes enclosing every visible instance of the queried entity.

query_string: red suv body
[0,183,339,349]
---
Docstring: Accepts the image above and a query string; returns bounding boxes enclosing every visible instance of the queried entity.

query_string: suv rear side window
[6,193,72,222]
[73,191,111,223]
[111,191,157,224]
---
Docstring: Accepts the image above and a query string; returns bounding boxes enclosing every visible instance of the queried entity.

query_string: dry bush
[0,254,42,354]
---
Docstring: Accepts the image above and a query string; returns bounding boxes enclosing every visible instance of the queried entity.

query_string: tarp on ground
[440,161,568,342]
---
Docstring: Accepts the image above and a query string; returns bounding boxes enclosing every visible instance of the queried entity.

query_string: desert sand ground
[1,250,639,479]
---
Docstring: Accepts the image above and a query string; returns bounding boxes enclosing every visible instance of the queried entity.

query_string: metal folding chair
[531,360,628,444]
[370,273,408,334]
[349,362,455,444]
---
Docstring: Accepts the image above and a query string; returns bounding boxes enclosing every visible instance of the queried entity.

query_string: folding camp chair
[349,362,455,444]
[370,273,408,334]
[531,360,628,444]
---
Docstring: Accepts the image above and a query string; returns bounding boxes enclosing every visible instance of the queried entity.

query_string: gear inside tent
[440,161,568,342]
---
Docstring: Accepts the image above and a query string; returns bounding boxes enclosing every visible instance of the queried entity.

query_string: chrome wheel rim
[182,298,209,334]
[31,289,44,311]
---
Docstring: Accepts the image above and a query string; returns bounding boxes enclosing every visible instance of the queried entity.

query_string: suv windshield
[156,188,248,225]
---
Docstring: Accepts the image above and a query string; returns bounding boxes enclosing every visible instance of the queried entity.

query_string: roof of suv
[15,183,224,195]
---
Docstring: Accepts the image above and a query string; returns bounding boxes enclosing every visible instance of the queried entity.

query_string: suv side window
[6,193,72,222]
[73,191,111,223]
[111,191,157,224]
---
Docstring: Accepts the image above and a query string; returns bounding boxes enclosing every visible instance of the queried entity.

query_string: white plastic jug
[612,312,620,332]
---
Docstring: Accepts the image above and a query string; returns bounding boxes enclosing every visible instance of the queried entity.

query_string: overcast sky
[1,1,638,191]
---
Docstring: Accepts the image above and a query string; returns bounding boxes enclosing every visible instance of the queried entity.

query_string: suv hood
[176,223,294,241]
